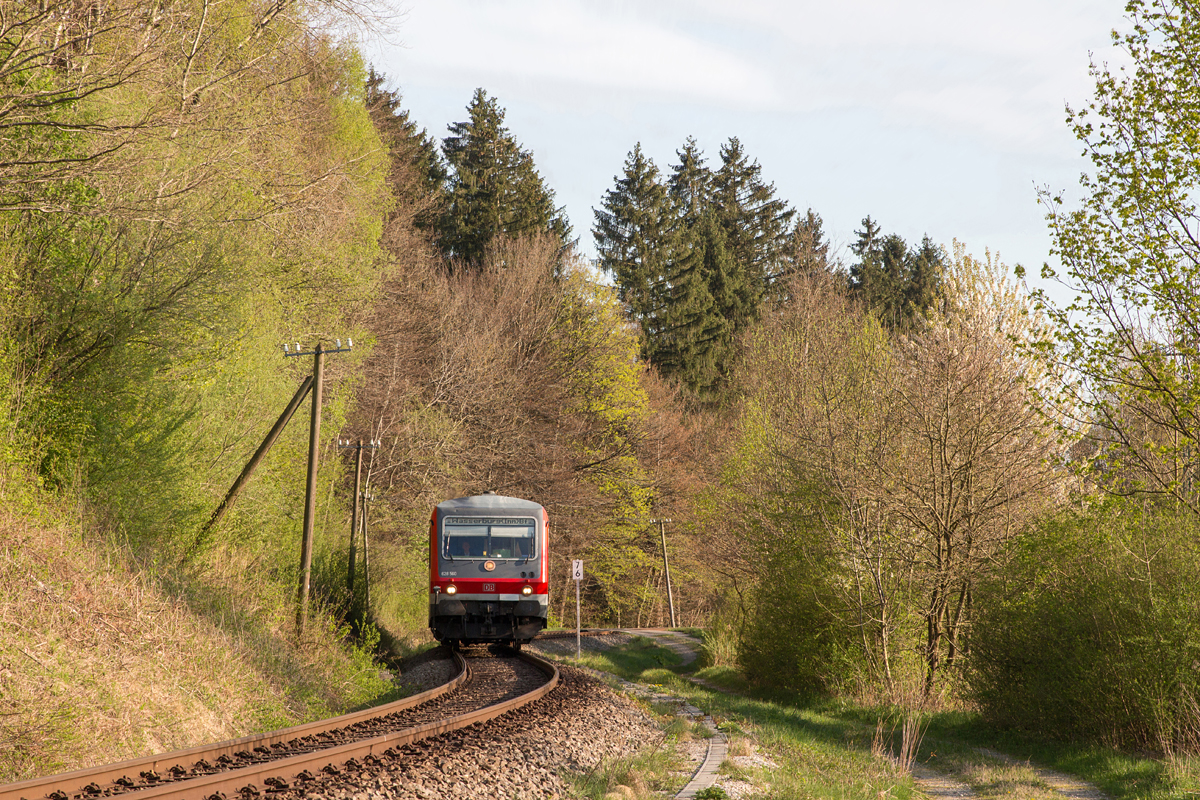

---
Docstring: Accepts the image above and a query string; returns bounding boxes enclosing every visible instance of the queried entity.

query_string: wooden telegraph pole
[338,438,379,626]
[650,518,676,628]
[286,338,353,640]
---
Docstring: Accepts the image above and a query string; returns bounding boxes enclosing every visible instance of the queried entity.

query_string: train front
[428,494,549,647]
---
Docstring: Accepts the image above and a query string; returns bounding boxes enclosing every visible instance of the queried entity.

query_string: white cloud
[388,0,781,107]
[371,0,1134,273]
[380,0,1125,154]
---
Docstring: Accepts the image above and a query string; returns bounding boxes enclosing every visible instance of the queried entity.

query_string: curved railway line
[0,647,558,800]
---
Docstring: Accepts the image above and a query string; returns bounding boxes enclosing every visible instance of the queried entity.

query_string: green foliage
[0,0,394,684]
[849,218,946,328]
[594,136,794,396]
[733,466,857,697]
[1030,0,1200,511]
[438,88,571,265]
[970,500,1200,751]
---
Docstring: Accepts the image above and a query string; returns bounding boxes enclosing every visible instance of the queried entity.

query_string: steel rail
[120,651,558,800]
[0,650,490,800]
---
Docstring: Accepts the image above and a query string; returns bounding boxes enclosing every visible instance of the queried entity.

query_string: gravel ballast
[283,658,663,800]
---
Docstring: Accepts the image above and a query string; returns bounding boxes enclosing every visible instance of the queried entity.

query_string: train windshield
[443,517,536,560]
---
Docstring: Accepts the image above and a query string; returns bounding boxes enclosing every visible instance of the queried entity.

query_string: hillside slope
[0,491,394,783]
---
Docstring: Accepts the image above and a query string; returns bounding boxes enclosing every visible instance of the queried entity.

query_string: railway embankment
[0,499,406,784]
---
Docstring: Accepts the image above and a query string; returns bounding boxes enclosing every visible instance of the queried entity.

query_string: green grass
[708,653,1200,799]
[552,634,684,681]
[671,674,918,799]
[552,631,1200,800]
[916,712,1198,800]
[694,665,751,693]
[546,635,916,799]
[569,746,686,799]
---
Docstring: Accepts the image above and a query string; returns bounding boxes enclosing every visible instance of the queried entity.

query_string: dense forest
[3,0,1200,763]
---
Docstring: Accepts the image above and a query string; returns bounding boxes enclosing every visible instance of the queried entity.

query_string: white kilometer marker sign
[573,559,583,659]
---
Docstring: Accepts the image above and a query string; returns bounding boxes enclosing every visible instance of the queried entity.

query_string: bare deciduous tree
[733,256,1062,698]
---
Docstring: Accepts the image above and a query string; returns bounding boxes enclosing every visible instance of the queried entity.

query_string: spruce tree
[667,137,711,227]
[905,235,945,318]
[790,208,833,277]
[593,144,675,356]
[600,135,808,396]
[364,67,446,230]
[439,88,572,265]
[850,217,945,328]
[769,208,837,303]
[656,212,733,394]
[710,137,796,321]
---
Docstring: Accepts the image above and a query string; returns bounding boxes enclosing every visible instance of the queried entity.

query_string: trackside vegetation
[5,0,1200,789]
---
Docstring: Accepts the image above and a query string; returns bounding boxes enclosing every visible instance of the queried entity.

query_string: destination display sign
[445,517,534,526]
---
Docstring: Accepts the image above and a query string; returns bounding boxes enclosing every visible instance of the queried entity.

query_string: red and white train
[428,493,549,648]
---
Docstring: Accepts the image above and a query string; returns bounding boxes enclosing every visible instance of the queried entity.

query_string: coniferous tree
[668,137,712,227]
[598,135,804,396]
[656,212,733,394]
[365,67,446,230]
[906,235,945,318]
[792,209,833,276]
[850,217,946,328]
[710,136,796,325]
[850,216,883,280]
[593,144,675,355]
[769,208,838,303]
[439,88,572,265]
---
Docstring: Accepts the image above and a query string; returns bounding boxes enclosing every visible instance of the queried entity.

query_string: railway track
[0,647,557,800]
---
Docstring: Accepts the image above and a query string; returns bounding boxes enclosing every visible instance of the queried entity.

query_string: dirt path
[618,628,702,667]
[911,764,976,798]
[970,747,1108,799]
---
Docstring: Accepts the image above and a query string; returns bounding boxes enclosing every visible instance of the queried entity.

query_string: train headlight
[521,585,533,596]
[445,585,457,595]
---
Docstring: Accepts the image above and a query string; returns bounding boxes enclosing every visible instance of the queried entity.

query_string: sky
[364,0,1130,283]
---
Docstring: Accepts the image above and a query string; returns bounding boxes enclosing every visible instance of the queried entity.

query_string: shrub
[969,500,1200,752]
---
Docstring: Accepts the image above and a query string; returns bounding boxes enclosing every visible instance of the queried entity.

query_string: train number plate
[482,583,495,592]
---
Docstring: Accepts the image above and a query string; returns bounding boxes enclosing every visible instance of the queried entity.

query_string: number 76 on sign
[572,559,583,581]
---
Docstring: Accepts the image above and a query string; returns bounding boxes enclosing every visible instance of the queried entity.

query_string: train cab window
[489,525,536,560]
[444,525,486,559]
[442,517,536,560]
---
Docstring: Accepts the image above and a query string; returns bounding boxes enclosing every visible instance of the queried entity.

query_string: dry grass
[957,761,1053,798]
[0,495,390,782]
[727,736,755,757]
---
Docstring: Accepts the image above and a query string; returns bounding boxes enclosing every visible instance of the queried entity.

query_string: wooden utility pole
[286,338,353,640]
[651,518,676,628]
[361,487,375,613]
[296,342,324,639]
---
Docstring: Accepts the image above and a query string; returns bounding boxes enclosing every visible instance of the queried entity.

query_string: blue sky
[365,0,1127,282]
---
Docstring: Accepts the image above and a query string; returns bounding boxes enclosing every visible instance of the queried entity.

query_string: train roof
[435,494,545,515]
